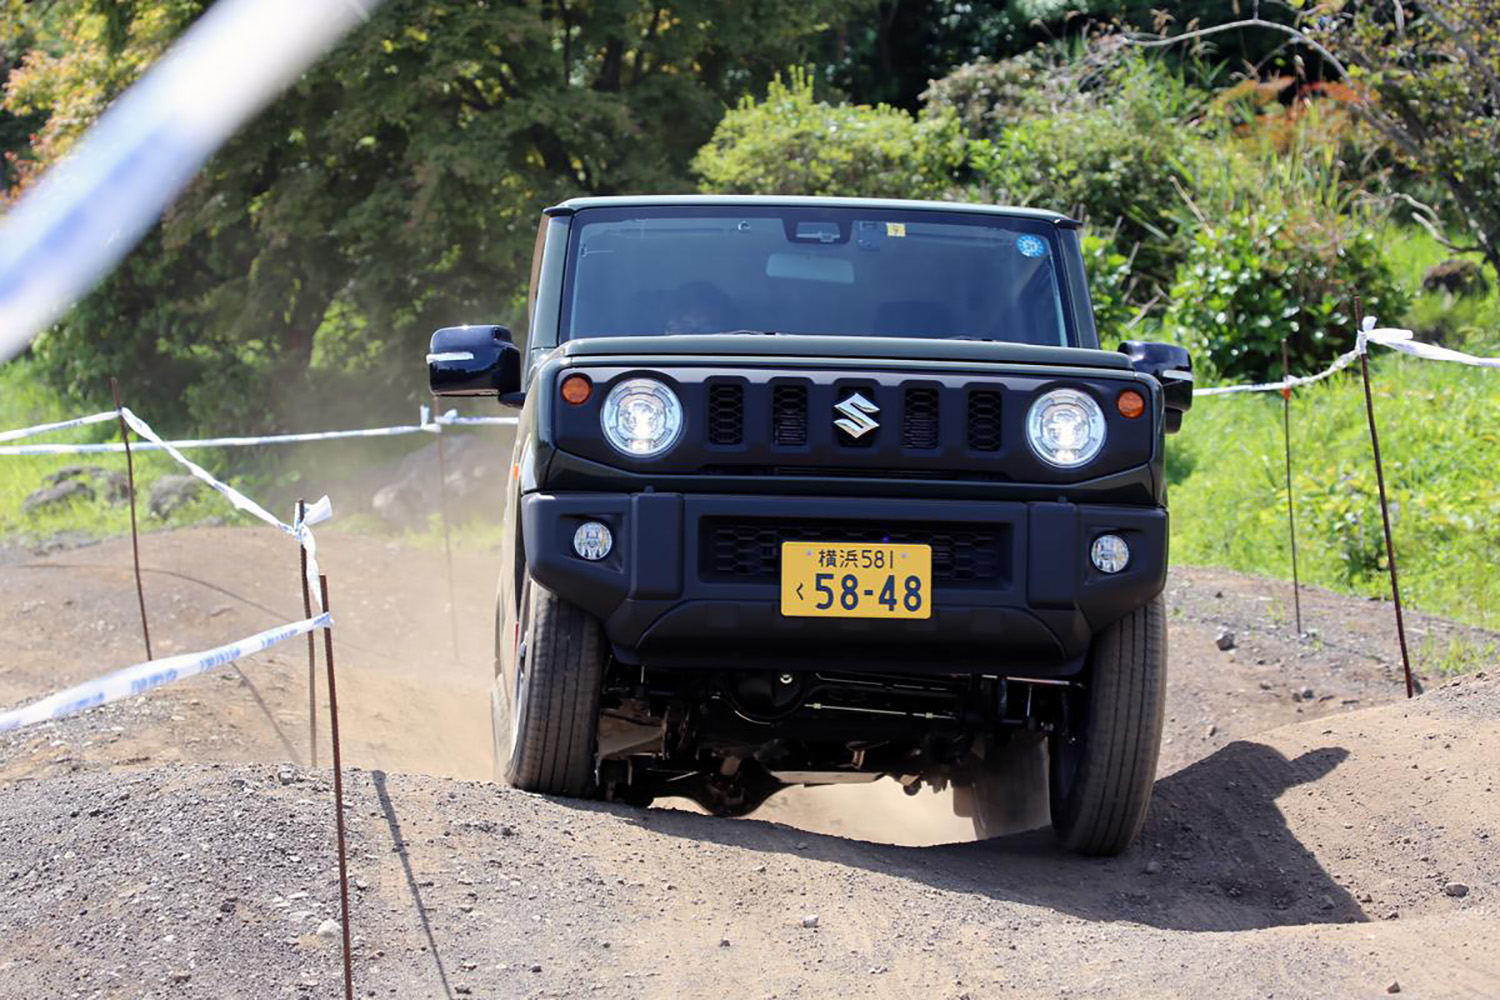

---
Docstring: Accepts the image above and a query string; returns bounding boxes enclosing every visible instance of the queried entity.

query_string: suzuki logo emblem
[834,391,880,439]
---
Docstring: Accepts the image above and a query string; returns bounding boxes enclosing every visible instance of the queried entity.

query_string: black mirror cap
[428,325,522,398]
[1119,340,1193,433]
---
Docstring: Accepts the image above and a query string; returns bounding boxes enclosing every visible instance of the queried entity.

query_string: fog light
[1090,534,1130,574]
[573,521,613,561]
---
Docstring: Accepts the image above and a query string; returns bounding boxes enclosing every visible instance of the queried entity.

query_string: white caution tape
[0,408,517,456]
[1195,324,1496,398]
[1361,325,1500,369]
[0,410,120,444]
[1192,344,1365,397]
[0,613,332,734]
[118,407,331,609]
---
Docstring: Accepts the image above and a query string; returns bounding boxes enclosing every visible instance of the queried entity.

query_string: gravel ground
[1,529,1497,997]
[1,675,1496,999]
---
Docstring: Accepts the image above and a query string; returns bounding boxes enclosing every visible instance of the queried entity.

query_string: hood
[552,333,1131,372]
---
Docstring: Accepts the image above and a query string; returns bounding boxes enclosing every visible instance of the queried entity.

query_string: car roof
[546,194,1079,227]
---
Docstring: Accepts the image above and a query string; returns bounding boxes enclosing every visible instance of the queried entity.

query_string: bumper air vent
[702,518,1008,585]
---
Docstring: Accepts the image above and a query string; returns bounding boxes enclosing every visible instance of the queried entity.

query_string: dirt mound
[0,678,1496,998]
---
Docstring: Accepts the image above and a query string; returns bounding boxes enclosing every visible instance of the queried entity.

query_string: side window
[522,215,547,351]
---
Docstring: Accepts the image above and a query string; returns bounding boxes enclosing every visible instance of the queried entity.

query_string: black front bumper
[522,492,1166,676]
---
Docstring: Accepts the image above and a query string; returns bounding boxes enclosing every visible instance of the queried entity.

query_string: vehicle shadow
[591,740,1362,933]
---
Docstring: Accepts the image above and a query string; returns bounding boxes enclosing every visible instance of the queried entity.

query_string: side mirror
[427,325,523,404]
[1118,341,1193,433]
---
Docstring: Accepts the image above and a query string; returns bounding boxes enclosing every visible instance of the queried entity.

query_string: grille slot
[702,518,1008,585]
[967,390,1004,452]
[902,387,940,449]
[772,384,809,446]
[708,383,744,445]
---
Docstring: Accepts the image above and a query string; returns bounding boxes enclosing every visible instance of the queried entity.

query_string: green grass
[1170,354,1500,631]
[0,359,247,544]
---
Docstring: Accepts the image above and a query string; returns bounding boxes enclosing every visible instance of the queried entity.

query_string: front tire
[1048,595,1167,856]
[491,575,607,797]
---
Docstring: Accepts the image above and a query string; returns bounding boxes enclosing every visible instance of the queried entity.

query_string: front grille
[701,518,1008,585]
[902,388,939,449]
[708,383,743,445]
[772,385,808,446]
[967,390,1004,451]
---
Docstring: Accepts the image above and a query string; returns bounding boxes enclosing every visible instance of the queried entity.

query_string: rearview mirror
[1118,341,1193,433]
[427,325,523,404]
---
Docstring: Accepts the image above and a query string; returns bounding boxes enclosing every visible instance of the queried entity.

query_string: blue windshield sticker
[1016,235,1047,258]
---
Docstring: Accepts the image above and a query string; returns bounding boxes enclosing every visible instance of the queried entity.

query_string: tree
[693,68,967,198]
[5,0,874,430]
[1127,1,1500,280]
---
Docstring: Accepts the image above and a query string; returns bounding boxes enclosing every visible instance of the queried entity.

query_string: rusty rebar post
[1354,299,1415,698]
[319,575,355,1000]
[1281,340,1303,637]
[434,429,460,661]
[298,499,317,768]
[110,378,152,661]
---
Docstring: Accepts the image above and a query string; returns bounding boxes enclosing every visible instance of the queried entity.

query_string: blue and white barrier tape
[0,407,516,457]
[0,613,332,734]
[0,0,382,364]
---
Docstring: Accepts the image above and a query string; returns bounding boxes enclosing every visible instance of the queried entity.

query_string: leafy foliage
[1314,1,1500,279]
[6,0,873,431]
[960,54,1207,308]
[692,69,967,199]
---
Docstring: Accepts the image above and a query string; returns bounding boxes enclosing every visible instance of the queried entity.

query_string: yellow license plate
[779,542,933,620]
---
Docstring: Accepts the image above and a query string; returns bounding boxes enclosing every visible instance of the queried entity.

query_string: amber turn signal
[1116,389,1145,419]
[560,373,593,405]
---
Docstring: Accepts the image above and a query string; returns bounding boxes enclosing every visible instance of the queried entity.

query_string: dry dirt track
[0,527,1497,998]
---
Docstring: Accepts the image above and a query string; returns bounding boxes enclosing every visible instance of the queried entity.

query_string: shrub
[961,54,1207,303]
[693,69,968,199]
[1162,203,1408,383]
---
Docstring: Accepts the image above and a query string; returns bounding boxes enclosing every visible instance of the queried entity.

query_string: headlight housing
[1026,388,1106,468]
[601,377,684,457]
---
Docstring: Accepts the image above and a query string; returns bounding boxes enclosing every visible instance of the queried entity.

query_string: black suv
[427,196,1192,856]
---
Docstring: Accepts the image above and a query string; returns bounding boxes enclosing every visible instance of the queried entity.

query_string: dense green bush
[1163,205,1407,382]
[693,69,967,199]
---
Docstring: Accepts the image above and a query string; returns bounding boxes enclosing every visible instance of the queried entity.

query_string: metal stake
[1281,339,1303,637]
[434,430,461,661]
[110,378,152,661]
[298,499,317,768]
[1354,298,1415,698]
[319,574,355,1000]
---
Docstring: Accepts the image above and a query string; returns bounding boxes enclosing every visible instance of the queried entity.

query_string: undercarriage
[593,660,1080,817]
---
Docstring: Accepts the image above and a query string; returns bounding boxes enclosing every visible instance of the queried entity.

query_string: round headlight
[1026,389,1106,468]
[601,378,683,457]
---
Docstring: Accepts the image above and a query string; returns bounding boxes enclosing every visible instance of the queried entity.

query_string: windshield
[560,206,1073,346]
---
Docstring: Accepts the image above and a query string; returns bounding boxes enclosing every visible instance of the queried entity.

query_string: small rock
[801,914,819,929]
[1143,860,1162,875]
[1215,629,1235,651]
[22,479,94,514]
[277,767,298,786]
[719,938,731,948]
[529,964,542,973]
[168,970,191,984]
[1444,881,1469,898]
[1386,982,1401,995]
[1300,685,1315,700]
[1205,724,1217,738]
[316,919,340,939]
[147,474,205,519]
